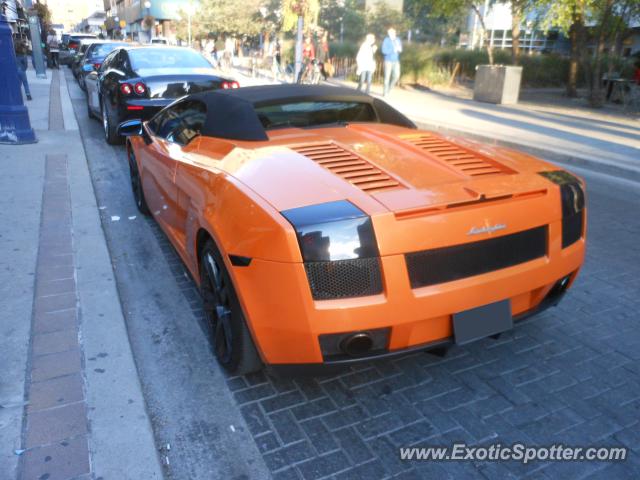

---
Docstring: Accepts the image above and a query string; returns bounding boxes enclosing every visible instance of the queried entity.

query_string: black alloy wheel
[127,147,150,215]
[199,240,262,375]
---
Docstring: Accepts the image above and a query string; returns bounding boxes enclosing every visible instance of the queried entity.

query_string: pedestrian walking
[356,34,376,94]
[381,27,402,96]
[46,30,60,68]
[13,34,32,101]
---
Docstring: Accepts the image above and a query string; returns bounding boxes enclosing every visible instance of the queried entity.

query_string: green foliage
[175,0,264,38]
[282,0,320,32]
[365,2,411,39]
[319,0,366,43]
[328,41,359,59]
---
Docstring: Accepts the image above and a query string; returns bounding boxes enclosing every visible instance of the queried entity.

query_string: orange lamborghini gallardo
[119,85,586,375]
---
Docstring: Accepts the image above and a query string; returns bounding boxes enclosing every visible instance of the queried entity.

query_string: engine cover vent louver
[292,142,404,193]
[401,134,514,177]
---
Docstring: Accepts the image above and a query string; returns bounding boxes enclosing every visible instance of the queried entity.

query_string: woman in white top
[356,34,376,94]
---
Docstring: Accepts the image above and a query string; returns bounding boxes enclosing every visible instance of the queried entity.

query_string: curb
[414,120,640,183]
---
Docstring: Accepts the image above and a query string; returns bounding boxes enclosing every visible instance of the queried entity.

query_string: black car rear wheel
[200,240,262,375]
[127,146,150,216]
[101,99,120,145]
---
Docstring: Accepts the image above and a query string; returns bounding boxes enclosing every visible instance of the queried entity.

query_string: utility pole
[294,15,303,82]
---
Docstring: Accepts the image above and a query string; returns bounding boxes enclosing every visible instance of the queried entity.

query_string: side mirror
[117,119,143,137]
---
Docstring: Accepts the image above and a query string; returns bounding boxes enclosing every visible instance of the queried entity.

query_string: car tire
[200,240,262,375]
[101,99,121,145]
[127,146,150,216]
[79,75,86,92]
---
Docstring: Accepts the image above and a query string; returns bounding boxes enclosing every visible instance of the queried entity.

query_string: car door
[99,50,126,115]
[167,101,208,259]
[87,50,115,112]
[138,103,190,241]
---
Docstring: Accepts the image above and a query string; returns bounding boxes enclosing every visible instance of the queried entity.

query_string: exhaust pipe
[340,333,374,357]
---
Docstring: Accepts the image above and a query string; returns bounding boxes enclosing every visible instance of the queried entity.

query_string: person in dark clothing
[13,34,32,100]
[316,31,329,80]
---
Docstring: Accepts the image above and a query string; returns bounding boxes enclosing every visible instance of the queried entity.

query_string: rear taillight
[538,171,585,248]
[134,82,146,95]
[93,63,101,70]
[221,81,240,89]
[120,83,133,95]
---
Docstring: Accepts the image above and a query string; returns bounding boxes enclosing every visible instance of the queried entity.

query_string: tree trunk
[511,7,521,65]
[566,20,580,97]
[589,0,614,108]
[472,3,493,65]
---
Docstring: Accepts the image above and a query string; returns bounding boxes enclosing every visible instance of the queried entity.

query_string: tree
[510,0,537,64]
[282,0,320,79]
[282,0,320,33]
[175,0,264,40]
[318,0,366,44]
[539,0,592,97]
[538,0,640,104]
[366,2,410,40]
[425,0,496,65]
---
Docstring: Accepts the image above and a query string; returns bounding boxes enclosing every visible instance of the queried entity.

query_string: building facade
[46,0,104,32]
[104,0,181,42]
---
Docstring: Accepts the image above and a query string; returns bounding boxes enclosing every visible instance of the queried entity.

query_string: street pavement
[2,64,640,480]
[68,68,640,479]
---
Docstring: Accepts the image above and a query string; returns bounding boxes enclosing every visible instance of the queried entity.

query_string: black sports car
[75,41,129,91]
[85,46,240,144]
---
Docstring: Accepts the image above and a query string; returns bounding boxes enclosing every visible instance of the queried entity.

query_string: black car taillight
[539,171,585,248]
[221,81,240,89]
[120,83,133,95]
[281,200,382,300]
[134,82,146,95]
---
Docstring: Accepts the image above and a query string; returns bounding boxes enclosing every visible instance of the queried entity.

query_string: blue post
[0,12,36,144]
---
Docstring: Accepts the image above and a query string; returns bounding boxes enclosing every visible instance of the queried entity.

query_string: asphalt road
[67,69,640,480]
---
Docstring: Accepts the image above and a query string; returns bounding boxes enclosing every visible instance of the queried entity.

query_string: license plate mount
[453,299,513,345]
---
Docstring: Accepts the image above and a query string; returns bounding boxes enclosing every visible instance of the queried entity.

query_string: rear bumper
[119,99,173,121]
[232,230,585,366]
[266,285,567,377]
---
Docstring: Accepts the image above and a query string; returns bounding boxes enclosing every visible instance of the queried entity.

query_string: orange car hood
[193,123,553,215]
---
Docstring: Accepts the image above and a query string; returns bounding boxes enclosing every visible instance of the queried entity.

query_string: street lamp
[184,2,197,47]
[144,1,151,42]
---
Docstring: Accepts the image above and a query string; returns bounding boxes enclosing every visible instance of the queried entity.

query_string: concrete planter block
[473,65,523,105]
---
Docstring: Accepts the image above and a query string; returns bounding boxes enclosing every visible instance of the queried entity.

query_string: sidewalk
[0,67,163,480]
[334,79,640,181]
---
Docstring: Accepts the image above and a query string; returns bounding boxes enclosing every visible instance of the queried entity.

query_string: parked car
[85,46,239,144]
[70,41,93,79]
[150,37,168,45]
[61,33,97,66]
[75,41,129,91]
[117,84,587,375]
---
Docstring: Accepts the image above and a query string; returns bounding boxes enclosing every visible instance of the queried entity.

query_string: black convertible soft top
[184,84,417,141]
